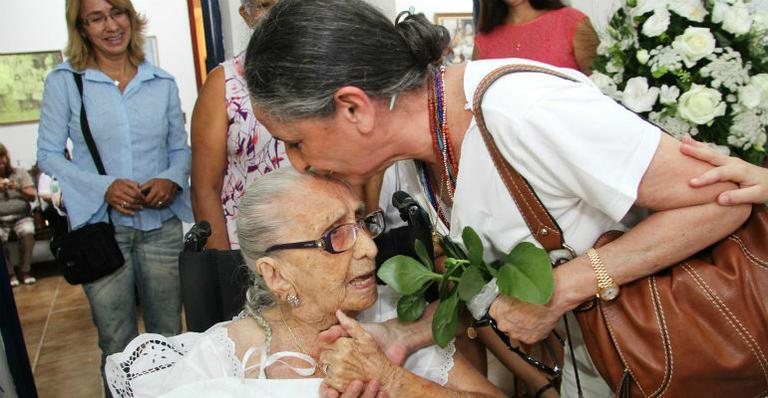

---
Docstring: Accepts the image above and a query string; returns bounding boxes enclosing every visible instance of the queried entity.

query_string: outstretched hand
[681,135,768,205]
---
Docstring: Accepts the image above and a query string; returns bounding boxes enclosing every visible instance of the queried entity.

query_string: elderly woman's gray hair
[237,167,304,312]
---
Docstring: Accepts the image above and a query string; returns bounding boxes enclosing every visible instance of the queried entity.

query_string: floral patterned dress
[221,53,288,248]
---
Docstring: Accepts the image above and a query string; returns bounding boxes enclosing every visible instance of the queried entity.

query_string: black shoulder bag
[50,73,125,285]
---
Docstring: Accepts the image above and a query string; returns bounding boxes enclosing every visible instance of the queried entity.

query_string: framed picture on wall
[434,13,475,64]
[144,36,159,66]
[0,50,63,125]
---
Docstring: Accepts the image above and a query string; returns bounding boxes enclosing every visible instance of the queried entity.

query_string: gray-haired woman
[106,167,505,397]
[242,0,750,396]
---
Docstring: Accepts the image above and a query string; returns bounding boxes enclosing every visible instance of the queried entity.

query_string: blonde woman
[37,0,192,395]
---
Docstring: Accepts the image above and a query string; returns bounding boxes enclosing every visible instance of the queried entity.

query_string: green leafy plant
[377,226,554,348]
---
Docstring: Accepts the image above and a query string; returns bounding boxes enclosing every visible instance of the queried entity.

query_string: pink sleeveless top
[474,7,587,70]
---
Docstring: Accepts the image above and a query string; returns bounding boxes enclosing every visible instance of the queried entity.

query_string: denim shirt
[37,61,193,230]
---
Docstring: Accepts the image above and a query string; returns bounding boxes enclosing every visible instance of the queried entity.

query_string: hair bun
[394,12,449,68]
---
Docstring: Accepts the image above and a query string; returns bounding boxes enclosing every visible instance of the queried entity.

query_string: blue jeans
[83,217,183,397]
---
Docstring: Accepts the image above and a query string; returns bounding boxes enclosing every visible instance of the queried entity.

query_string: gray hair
[243,0,449,121]
[236,167,352,313]
[237,167,305,313]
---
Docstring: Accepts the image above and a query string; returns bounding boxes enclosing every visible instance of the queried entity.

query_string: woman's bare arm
[573,18,599,75]
[191,66,231,249]
[490,134,751,344]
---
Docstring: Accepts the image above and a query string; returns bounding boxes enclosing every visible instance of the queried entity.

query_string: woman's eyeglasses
[81,8,128,27]
[265,210,385,254]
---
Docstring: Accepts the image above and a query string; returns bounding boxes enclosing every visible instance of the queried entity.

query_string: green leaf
[413,239,433,271]
[457,265,486,302]
[462,227,484,267]
[378,255,439,295]
[397,293,427,322]
[496,242,554,305]
[432,289,460,348]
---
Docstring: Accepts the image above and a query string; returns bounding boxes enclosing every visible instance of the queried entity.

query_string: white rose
[722,2,752,35]
[668,0,707,22]
[753,12,768,31]
[738,84,762,109]
[672,27,717,67]
[622,77,660,113]
[677,84,727,125]
[660,84,680,105]
[711,1,728,24]
[750,74,768,106]
[590,72,621,99]
[642,8,670,37]
[633,0,669,17]
[636,49,651,64]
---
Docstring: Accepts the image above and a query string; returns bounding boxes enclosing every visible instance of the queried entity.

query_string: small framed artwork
[434,13,475,64]
[0,50,63,125]
[144,36,159,66]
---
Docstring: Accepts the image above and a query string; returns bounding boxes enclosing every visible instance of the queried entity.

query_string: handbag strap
[471,64,586,397]
[471,64,578,252]
[73,73,108,176]
[73,72,115,224]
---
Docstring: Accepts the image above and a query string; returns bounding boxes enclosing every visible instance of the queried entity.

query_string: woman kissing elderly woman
[105,167,504,398]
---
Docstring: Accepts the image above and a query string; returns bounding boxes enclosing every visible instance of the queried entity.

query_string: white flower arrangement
[592,0,768,164]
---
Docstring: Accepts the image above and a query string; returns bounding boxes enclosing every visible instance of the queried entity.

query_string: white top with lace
[106,285,455,397]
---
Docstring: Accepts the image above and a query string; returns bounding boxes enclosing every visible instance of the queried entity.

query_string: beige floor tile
[34,352,104,398]
[36,307,100,366]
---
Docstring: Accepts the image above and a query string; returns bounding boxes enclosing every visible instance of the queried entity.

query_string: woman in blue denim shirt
[36,0,192,396]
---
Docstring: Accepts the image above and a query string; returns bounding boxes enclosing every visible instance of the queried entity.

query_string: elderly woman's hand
[681,135,768,205]
[488,295,563,345]
[319,311,400,394]
[319,379,386,398]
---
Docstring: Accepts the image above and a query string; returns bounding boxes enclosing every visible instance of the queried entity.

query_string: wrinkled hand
[488,296,562,345]
[319,311,399,393]
[681,135,768,205]
[319,380,387,398]
[318,318,408,367]
[105,179,144,215]
[140,178,177,208]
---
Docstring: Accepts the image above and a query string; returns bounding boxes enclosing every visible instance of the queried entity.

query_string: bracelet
[586,248,620,301]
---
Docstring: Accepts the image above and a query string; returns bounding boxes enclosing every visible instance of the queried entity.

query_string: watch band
[586,248,618,300]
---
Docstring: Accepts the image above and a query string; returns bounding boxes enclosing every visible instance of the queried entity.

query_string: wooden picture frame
[0,50,63,125]
[434,13,475,64]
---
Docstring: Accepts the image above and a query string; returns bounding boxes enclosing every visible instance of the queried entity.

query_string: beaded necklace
[419,65,458,229]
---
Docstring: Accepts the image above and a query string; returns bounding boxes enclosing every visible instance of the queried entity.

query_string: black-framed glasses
[81,8,128,27]
[265,211,385,254]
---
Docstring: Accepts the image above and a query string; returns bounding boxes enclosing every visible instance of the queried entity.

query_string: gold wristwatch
[586,248,619,301]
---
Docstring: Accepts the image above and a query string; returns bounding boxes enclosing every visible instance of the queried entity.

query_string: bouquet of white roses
[591,0,768,164]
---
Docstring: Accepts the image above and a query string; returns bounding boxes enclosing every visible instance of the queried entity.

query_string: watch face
[600,285,620,301]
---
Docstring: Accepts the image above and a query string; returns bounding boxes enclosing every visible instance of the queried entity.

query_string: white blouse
[106,286,455,397]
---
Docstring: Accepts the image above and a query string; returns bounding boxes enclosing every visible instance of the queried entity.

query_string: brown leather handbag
[473,64,768,397]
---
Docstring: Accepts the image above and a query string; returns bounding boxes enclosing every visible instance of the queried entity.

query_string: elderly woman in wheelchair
[105,167,504,397]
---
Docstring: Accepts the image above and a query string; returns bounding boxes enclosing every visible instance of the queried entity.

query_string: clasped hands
[316,295,564,398]
[105,178,177,215]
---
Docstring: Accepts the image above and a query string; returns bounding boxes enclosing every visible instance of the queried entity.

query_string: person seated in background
[0,144,38,286]
[106,168,504,398]
[473,0,599,75]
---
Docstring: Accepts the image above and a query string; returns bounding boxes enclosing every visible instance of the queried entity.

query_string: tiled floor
[12,261,104,397]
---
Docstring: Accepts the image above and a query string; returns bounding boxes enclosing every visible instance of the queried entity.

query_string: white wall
[395,0,472,22]
[221,0,399,59]
[0,0,197,169]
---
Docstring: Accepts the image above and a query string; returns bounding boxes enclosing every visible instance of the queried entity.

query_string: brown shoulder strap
[471,64,579,252]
